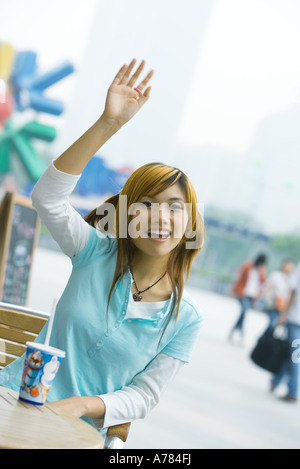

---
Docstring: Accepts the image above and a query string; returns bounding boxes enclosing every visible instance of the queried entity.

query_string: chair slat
[0,340,26,357]
[0,309,47,334]
[0,353,16,366]
[0,307,48,370]
[107,422,131,442]
[0,324,37,345]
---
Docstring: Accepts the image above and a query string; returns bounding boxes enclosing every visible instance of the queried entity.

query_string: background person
[271,263,300,402]
[262,260,295,330]
[229,254,268,341]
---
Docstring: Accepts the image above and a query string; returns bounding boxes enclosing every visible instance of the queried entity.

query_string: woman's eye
[141,201,152,208]
[170,203,183,211]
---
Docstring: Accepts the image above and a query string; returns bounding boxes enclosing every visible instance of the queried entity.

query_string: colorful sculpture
[0,42,74,182]
[0,42,133,200]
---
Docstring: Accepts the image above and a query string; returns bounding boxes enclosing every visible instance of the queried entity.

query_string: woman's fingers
[127,60,146,88]
[112,59,154,95]
[139,86,152,104]
[136,69,155,92]
[143,86,152,99]
[111,64,128,85]
[120,58,137,84]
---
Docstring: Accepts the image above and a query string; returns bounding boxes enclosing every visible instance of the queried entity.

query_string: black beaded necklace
[131,270,167,302]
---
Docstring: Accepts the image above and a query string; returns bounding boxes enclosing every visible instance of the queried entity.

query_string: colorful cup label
[19,346,64,405]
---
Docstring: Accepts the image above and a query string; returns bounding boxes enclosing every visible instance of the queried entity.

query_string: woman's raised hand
[102,59,154,126]
[54,59,154,175]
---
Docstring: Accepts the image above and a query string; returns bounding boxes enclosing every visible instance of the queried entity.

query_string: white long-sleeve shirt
[31,161,184,428]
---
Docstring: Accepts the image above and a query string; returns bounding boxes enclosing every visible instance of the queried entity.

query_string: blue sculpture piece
[10,51,74,115]
[77,156,133,197]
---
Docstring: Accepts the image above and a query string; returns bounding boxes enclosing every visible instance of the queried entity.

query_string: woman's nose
[150,203,171,227]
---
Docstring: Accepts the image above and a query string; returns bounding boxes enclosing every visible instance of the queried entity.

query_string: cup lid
[26,342,66,358]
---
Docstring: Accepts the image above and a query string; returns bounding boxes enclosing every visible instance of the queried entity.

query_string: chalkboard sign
[0,193,40,306]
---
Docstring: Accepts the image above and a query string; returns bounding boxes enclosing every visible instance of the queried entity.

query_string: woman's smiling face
[128,182,189,258]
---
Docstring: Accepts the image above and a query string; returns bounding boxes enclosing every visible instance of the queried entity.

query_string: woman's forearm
[49,396,106,420]
[82,396,106,419]
[54,115,122,175]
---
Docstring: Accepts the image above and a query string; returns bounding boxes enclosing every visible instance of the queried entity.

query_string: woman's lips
[147,231,171,242]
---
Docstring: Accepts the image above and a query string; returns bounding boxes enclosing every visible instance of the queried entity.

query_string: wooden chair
[0,302,48,370]
[0,302,130,448]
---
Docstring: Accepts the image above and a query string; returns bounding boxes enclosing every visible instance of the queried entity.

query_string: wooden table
[0,386,104,449]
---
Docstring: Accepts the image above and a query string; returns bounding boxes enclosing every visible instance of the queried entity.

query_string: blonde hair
[85,162,205,338]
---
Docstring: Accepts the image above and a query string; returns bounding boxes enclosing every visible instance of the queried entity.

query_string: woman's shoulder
[71,225,118,269]
[180,289,204,322]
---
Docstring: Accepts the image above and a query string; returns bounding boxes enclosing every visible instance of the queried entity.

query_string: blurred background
[1,0,300,449]
[1,0,300,304]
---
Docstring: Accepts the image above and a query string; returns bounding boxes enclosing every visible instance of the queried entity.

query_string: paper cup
[19,342,65,405]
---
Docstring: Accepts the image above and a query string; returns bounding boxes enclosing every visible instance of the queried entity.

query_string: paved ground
[28,248,300,449]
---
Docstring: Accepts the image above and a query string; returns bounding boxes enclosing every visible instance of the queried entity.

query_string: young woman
[0,59,204,432]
